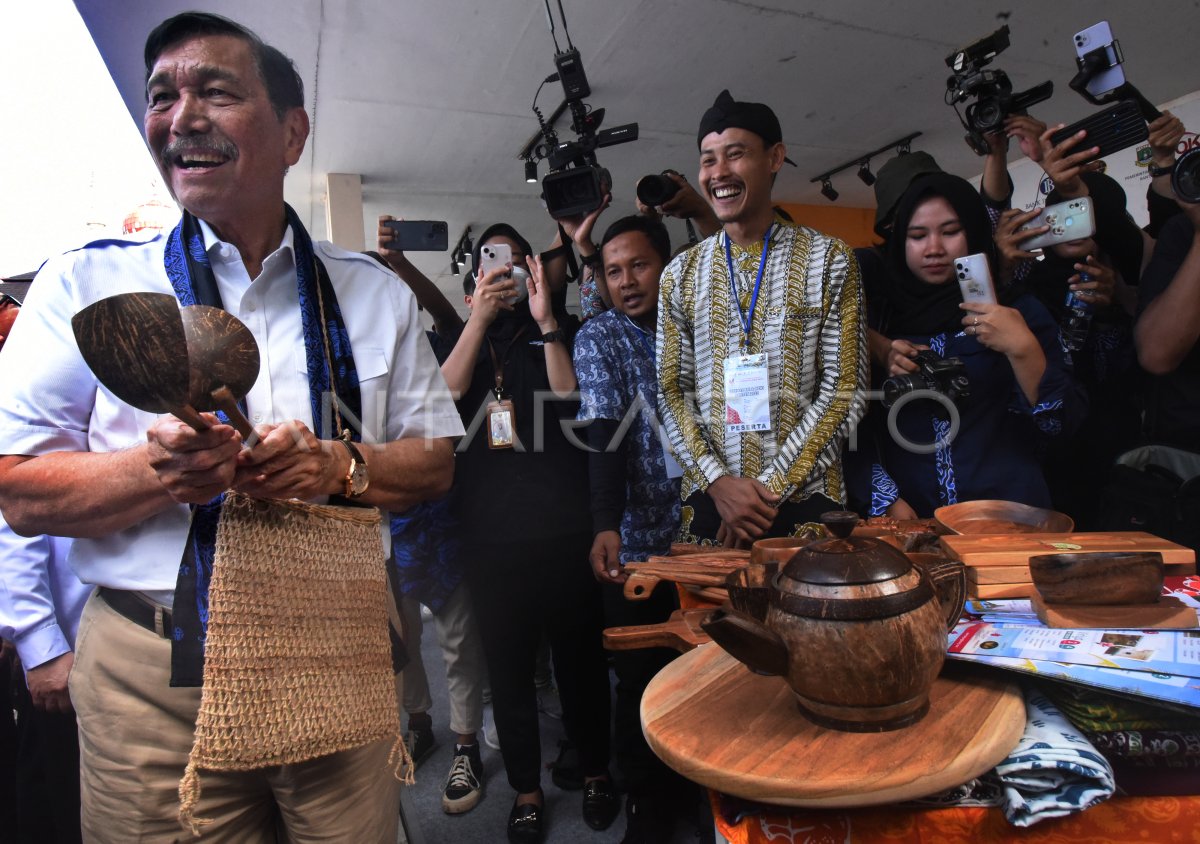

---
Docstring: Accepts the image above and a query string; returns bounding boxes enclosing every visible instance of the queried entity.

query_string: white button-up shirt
[0,219,463,603]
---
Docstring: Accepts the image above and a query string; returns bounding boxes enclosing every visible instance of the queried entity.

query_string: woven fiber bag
[179,491,410,834]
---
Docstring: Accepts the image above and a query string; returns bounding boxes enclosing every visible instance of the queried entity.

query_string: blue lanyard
[625,314,655,361]
[725,224,773,348]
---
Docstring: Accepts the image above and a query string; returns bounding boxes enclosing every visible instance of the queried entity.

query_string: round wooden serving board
[641,643,1025,808]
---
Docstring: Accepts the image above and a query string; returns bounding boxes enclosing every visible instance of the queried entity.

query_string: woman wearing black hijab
[852,173,1086,518]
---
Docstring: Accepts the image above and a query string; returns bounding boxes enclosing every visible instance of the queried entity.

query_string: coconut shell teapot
[701,512,966,732]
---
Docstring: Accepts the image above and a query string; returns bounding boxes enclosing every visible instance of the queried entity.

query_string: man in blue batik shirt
[573,214,690,842]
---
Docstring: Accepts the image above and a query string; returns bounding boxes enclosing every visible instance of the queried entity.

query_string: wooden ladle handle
[172,404,209,433]
[210,386,256,441]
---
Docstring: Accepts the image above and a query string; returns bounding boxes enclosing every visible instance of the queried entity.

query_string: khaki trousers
[70,593,401,843]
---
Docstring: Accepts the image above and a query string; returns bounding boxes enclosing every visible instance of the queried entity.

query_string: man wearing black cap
[658,91,867,546]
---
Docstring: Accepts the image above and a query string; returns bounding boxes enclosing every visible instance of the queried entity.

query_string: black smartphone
[383,220,449,251]
[1049,99,1147,162]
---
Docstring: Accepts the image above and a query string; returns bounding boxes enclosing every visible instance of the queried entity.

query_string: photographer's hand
[1004,115,1049,164]
[1039,124,1100,199]
[1070,254,1115,311]
[886,339,927,377]
[658,171,721,237]
[994,207,1048,284]
[468,264,517,327]
[960,302,1045,404]
[560,193,610,259]
[376,215,409,270]
[1148,111,1185,169]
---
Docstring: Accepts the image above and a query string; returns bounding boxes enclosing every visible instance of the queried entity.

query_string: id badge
[487,399,517,450]
[724,352,771,433]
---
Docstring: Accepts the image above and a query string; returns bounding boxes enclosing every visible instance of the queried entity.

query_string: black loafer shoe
[582,778,621,831]
[507,799,544,844]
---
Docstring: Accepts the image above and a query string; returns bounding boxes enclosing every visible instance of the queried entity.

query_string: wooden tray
[942,532,1196,569]
[641,644,1025,808]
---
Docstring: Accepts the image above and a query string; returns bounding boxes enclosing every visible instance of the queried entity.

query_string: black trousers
[465,534,611,794]
[680,489,842,544]
[8,659,82,844]
[600,579,684,796]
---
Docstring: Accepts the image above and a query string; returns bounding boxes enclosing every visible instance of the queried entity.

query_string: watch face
[350,463,369,496]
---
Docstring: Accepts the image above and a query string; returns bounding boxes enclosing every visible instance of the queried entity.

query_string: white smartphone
[955,253,996,305]
[1018,198,1097,251]
[477,242,527,303]
[1074,22,1125,98]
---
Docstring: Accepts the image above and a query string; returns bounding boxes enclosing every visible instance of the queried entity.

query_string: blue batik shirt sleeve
[574,317,627,423]
[1007,295,1088,439]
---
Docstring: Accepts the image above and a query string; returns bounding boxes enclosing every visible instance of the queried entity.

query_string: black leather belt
[98,587,173,638]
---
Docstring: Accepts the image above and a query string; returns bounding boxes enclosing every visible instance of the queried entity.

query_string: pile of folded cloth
[1040,682,1200,797]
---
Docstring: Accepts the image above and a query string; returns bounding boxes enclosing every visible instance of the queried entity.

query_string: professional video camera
[944,26,1053,156]
[881,350,971,410]
[526,4,638,219]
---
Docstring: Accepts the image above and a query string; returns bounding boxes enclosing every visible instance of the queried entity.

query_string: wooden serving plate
[935,500,1074,535]
[641,644,1024,808]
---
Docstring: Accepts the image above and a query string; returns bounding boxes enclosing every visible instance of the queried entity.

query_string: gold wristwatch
[335,436,369,498]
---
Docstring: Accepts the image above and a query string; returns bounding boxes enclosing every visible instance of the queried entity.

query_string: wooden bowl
[1029,551,1164,605]
[934,500,1074,536]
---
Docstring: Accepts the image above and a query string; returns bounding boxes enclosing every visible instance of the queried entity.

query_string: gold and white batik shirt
[656,221,867,504]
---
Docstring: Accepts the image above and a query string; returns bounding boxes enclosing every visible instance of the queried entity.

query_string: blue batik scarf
[165,206,362,687]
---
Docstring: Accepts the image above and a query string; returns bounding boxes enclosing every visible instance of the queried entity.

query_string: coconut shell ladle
[71,292,259,439]
[179,304,260,439]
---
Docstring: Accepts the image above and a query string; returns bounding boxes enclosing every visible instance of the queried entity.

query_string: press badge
[724,353,771,433]
[486,399,516,450]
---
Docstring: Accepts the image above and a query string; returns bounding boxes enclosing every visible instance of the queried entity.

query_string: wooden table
[642,643,1025,808]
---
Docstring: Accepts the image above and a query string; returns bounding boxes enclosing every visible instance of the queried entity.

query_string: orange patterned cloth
[712,791,1200,843]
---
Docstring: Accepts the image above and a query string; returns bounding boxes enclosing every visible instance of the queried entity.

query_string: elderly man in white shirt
[0,12,462,842]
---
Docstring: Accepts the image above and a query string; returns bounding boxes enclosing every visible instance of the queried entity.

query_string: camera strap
[724,224,773,349]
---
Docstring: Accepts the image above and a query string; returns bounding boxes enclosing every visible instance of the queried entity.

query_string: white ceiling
[74,0,1200,306]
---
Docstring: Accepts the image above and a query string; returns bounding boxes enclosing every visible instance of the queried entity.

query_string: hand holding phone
[955,253,996,305]
[1018,198,1096,250]
[382,220,449,252]
[478,243,528,304]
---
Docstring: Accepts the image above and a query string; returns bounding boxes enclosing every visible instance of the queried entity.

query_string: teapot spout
[700,606,789,676]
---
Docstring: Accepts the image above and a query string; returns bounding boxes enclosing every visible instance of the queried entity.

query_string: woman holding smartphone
[848,172,1086,519]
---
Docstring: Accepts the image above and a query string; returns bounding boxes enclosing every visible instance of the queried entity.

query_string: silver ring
[973,316,980,326]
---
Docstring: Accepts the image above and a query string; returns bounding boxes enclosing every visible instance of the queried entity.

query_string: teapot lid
[778,511,913,586]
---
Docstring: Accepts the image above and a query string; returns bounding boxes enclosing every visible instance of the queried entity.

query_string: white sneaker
[482,703,501,751]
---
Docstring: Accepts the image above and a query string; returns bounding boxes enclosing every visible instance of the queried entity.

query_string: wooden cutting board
[641,644,1025,808]
[942,531,1196,568]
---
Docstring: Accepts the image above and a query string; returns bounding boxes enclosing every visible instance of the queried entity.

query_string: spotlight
[451,259,460,276]
[897,140,912,155]
[525,159,538,183]
[820,178,838,202]
[462,228,473,254]
[857,161,876,186]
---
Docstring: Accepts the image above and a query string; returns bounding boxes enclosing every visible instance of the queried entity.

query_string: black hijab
[884,173,1001,337]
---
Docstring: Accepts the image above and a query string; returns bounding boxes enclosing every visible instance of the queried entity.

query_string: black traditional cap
[697,90,796,165]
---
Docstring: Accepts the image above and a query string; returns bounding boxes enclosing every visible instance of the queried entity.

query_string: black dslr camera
[945,26,1053,156]
[881,350,971,409]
